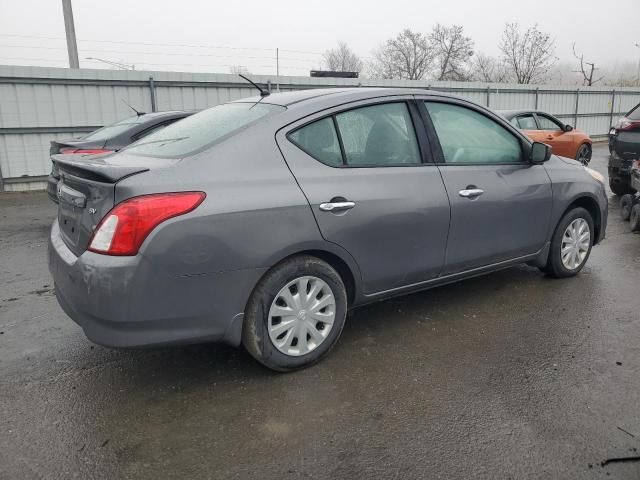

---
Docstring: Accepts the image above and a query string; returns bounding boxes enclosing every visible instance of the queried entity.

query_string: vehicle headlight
[585,167,605,184]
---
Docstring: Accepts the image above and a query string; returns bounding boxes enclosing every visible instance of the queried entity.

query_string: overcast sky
[0,0,638,77]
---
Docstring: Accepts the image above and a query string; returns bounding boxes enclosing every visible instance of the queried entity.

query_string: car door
[534,113,575,158]
[420,99,552,275]
[276,99,451,294]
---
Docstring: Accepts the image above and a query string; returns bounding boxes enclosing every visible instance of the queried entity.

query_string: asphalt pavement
[1,144,639,479]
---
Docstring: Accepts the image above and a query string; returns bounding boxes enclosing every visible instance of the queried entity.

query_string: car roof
[232,87,453,108]
[497,109,552,119]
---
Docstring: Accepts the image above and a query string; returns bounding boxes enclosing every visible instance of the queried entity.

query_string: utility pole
[276,47,280,92]
[61,0,79,68]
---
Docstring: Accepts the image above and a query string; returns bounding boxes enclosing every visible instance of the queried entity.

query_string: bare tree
[322,41,363,72]
[572,43,604,86]
[370,29,435,80]
[430,24,474,81]
[229,65,251,75]
[471,53,510,83]
[499,23,557,84]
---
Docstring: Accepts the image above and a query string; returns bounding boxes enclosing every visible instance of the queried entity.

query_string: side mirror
[530,142,552,164]
[563,124,573,132]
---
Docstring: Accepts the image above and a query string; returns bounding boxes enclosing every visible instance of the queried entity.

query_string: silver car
[48,88,608,371]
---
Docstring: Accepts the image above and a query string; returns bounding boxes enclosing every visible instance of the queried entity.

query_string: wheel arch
[562,195,602,244]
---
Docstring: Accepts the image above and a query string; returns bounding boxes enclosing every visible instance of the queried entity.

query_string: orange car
[499,110,592,165]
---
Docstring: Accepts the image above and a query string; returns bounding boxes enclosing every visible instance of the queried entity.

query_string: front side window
[288,102,421,167]
[536,115,562,131]
[425,102,522,164]
[124,103,283,158]
[516,114,537,130]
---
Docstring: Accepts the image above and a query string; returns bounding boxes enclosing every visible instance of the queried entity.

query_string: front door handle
[319,201,355,212]
[458,188,484,198]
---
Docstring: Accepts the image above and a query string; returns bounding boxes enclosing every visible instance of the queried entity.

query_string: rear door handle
[458,188,484,198]
[319,201,355,212]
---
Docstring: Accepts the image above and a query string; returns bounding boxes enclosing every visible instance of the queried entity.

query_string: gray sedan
[48,88,608,371]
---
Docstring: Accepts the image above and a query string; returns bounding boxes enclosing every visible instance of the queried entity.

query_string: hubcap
[561,218,590,270]
[268,276,336,356]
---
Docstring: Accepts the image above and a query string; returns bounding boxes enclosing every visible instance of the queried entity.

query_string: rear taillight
[60,148,114,154]
[88,192,206,256]
[615,117,640,131]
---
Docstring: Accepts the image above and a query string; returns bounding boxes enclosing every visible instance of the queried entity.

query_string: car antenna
[121,98,146,116]
[238,74,270,97]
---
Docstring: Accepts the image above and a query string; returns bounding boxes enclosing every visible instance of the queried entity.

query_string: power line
[0,44,317,62]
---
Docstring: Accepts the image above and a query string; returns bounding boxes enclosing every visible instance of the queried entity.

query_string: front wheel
[543,207,594,278]
[242,255,348,372]
[576,143,592,165]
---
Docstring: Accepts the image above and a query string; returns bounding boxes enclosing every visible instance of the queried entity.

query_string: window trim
[417,98,531,166]
[285,99,432,169]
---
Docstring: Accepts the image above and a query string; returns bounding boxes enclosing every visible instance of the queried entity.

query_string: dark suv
[609,103,640,195]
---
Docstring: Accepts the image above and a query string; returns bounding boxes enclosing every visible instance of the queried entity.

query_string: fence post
[610,89,616,127]
[0,163,4,192]
[573,88,580,128]
[486,85,491,108]
[535,88,539,109]
[148,76,157,112]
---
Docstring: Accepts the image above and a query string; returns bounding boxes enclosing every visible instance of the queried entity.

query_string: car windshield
[628,104,640,121]
[124,103,284,158]
[80,115,147,141]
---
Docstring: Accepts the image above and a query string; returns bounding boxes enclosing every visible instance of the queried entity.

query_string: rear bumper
[48,219,265,348]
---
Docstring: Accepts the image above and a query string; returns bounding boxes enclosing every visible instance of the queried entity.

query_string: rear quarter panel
[114,126,361,283]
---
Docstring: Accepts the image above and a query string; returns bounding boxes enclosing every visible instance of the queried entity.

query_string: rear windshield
[124,103,284,158]
[81,115,147,141]
[628,104,640,121]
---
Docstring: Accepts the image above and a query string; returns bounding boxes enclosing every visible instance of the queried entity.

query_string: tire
[620,194,634,221]
[631,205,640,232]
[575,143,592,165]
[609,176,634,196]
[242,255,348,372]
[544,207,594,278]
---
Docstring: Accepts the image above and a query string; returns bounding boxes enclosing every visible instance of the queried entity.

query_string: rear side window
[289,102,421,167]
[425,102,522,164]
[125,103,284,158]
[288,117,342,166]
[335,103,421,166]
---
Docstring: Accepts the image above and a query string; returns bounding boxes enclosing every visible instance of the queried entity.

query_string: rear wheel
[576,143,591,165]
[620,194,634,221]
[631,205,640,232]
[543,207,594,278]
[242,255,347,372]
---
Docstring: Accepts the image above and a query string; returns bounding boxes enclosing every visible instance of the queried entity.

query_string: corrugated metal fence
[1,65,640,191]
